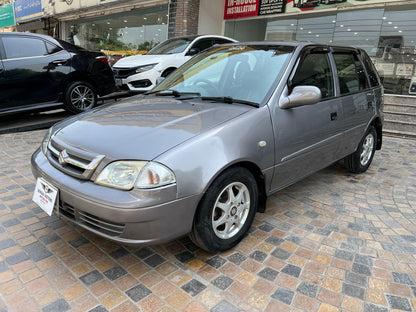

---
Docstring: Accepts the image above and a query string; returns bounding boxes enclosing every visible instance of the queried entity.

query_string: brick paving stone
[165,289,191,309]
[42,298,70,312]
[2,134,416,311]
[211,275,234,290]
[211,300,241,312]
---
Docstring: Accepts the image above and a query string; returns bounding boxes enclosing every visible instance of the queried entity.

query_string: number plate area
[115,78,123,86]
[32,178,58,216]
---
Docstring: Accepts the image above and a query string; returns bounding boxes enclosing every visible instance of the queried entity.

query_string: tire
[344,125,377,173]
[189,167,258,253]
[63,81,97,114]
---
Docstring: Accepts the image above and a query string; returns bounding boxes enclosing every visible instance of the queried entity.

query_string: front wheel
[344,125,377,173]
[63,81,97,114]
[189,167,258,253]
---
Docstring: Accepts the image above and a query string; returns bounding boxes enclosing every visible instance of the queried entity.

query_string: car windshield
[147,36,197,55]
[152,44,295,105]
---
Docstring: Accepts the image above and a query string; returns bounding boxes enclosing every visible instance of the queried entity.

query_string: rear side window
[46,42,63,54]
[2,37,48,59]
[214,38,234,45]
[360,51,381,88]
[333,52,369,95]
[292,53,334,100]
[191,39,214,53]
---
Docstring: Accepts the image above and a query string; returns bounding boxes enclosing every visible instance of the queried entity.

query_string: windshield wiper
[146,89,201,98]
[201,96,259,108]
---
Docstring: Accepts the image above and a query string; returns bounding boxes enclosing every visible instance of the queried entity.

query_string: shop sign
[0,3,15,28]
[14,0,42,23]
[396,64,414,77]
[258,0,286,16]
[374,62,395,77]
[224,0,286,20]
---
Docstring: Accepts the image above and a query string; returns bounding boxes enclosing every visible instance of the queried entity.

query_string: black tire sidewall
[191,167,258,253]
[64,81,97,114]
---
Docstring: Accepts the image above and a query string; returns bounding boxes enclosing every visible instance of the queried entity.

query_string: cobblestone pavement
[1,130,416,312]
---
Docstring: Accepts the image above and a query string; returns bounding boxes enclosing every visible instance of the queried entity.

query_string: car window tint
[333,52,369,95]
[191,39,214,53]
[3,37,48,59]
[292,53,334,100]
[45,42,63,54]
[213,38,233,45]
[360,51,381,88]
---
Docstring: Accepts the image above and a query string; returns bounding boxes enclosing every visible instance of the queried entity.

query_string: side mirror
[186,48,200,56]
[279,86,322,109]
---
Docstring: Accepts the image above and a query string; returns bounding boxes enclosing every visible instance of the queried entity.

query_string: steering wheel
[192,79,217,95]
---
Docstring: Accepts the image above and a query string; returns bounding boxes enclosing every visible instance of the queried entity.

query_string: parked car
[112,34,237,93]
[0,32,117,115]
[293,0,319,8]
[319,0,346,4]
[31,41,383,252]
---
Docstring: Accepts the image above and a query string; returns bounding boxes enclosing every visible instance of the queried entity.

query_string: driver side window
[292,53,334,100]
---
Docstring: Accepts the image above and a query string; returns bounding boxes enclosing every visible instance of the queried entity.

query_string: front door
[270,49,344,192]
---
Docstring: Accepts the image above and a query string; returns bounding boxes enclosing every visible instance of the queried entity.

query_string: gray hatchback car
[31,42,383,252]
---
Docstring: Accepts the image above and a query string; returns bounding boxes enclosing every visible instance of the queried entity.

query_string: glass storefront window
[64,5,168,64]
[225,4,416,96]
[377,5,416,95]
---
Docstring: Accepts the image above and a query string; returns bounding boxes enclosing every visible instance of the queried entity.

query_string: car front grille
[59,200,125,237]
[130,79,152,88]
[113,67,137,79]
[47,137,104,180]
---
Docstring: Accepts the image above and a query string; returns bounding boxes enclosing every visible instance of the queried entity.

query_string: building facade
[218,0,416,96]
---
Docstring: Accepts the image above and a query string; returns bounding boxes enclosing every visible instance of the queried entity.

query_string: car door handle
[51,60,65,66]
[330,112,337,120]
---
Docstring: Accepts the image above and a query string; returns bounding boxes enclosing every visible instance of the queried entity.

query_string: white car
[112,35,237,92]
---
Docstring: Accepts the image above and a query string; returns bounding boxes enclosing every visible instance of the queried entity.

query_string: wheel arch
[202,161,268,213]
[161,67,177,78]
[59,72,97,101]
[371,117,383,150]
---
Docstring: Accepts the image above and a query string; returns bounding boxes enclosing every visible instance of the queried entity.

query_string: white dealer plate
[32,178,58,216]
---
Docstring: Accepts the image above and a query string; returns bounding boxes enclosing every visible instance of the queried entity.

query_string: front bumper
[31,148,200,246]
[114,70,159,92]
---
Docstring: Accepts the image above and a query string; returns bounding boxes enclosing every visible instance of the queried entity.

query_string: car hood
[52,96,252,160]
[113,54,174,68]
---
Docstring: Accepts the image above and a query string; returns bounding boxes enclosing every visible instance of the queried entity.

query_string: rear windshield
[56,39,87,52]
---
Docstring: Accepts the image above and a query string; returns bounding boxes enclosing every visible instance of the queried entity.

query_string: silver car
[31,42,383,252]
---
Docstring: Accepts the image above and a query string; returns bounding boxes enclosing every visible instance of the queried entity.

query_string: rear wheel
[344,125,377,173]
[189,167,258,252]
[64,81,97,114]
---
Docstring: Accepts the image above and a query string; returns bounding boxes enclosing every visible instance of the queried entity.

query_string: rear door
[332,48,374,156]
[0,35,72,112]
[270,47,344,192]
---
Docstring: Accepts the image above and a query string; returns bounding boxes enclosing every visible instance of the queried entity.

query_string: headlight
[41,127,54,155]
[95,161,176,190]
[135,64,157,73]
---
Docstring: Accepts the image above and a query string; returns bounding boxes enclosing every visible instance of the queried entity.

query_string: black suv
[0,32,117,115]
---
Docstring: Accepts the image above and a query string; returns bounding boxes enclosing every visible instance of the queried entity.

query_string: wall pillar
[168,0,200,38]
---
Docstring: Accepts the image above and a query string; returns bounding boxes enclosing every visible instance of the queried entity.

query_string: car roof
[220,40,360,52]
[167,34,237,42]
[0,32,61,46]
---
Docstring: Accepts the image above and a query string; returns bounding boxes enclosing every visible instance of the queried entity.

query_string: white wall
[198,0,224,35]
